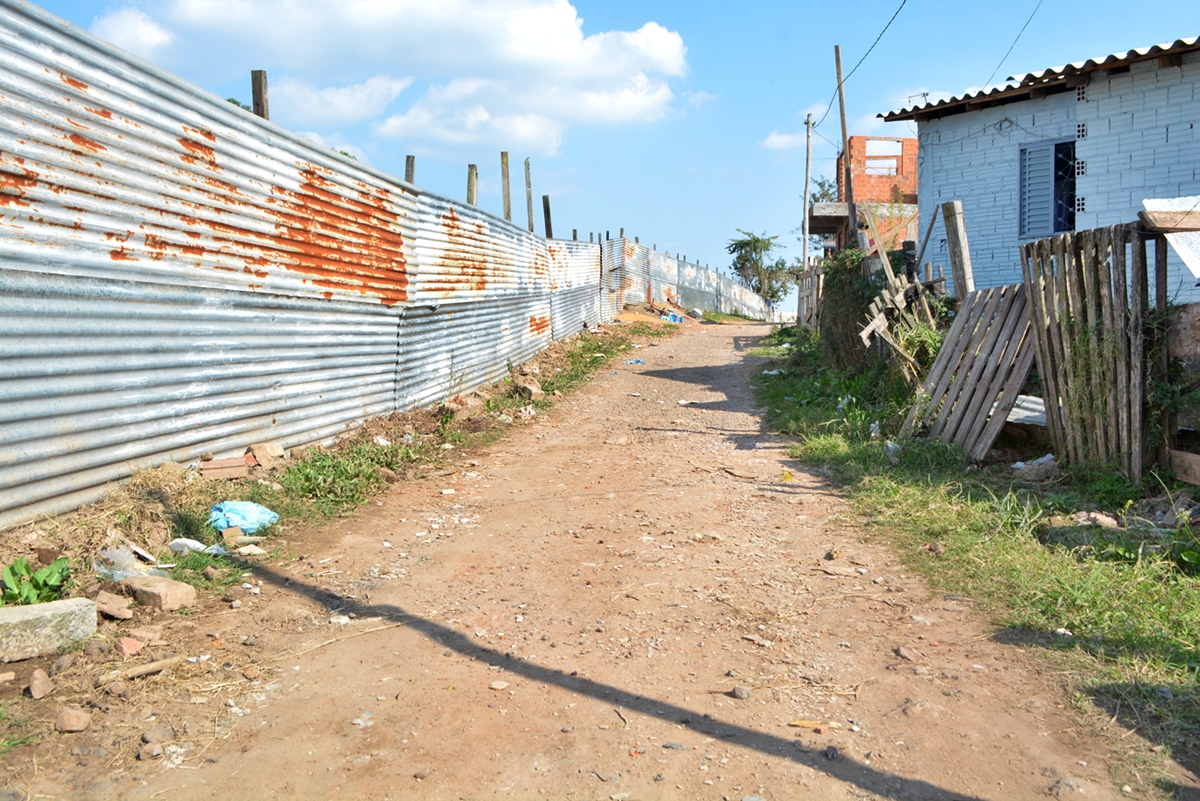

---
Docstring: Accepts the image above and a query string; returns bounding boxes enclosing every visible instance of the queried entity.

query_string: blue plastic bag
[208,501,279,534]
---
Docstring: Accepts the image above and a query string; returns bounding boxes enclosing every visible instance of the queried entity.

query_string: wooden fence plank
[1020,243,1065,456]
[1130,232,1147,483]
[928,289,1002,439]
[1111,227,1131,476]
[940,287,1022,445]
[971,328,1037,462]
[901,291,981,436]
[950,288,1029,449]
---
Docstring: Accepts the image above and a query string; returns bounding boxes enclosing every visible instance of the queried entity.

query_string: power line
[983,0,1043,88]
[814,0,908,128]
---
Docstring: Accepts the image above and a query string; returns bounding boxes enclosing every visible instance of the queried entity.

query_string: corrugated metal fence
[599,238,773,321]
[0,0,772,529]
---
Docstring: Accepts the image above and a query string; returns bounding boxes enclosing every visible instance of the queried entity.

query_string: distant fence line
[0,0,773,528]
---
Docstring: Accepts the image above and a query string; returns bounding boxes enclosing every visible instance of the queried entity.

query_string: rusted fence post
[251,70,269,120]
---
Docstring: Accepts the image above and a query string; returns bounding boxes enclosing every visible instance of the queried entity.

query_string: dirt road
[12,322,1134,800]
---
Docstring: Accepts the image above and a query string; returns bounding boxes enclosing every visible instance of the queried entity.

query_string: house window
[1020,140,1076,237]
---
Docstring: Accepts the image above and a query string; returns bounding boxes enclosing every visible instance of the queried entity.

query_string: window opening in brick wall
[1076,85,1087,102]
[1075,159,1086,177]
[1020,140,1076,237]
[1077,122,1087,139]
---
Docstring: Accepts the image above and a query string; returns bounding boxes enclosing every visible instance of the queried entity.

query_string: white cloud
[135,0,688,153]
[91,8,173,59]
[299,131,372,165]
[686,90,716,109]
[274,75,413,126]
[760,131,805,150]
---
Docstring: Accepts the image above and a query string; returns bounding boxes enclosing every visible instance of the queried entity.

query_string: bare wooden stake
[524,158,534,233]
[405,155,415,184]
[467,164,478,206]
[500,152,511,221]
[542,195,553,239]
[251,70,269,120]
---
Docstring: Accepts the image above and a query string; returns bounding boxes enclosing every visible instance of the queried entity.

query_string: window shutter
[1020,143,1054,238]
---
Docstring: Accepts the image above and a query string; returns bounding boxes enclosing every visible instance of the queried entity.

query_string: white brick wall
[918,49,1200,302]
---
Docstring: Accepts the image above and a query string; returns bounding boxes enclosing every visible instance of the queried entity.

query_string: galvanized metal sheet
[409,192,549,303]
[394,294,552,411]
[0,0,417,306]
[549,240,601,339]
[0,267,400,529]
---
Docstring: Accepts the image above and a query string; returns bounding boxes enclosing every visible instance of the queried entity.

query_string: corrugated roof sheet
[882,36,1200,121]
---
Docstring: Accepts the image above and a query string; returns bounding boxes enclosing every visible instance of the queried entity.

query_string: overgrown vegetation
[754,324,1200,785]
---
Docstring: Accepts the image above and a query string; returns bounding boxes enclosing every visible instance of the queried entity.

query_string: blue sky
[33,0,1200,309]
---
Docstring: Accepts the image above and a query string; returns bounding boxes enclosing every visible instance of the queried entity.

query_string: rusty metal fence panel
[410,192,550,303]
[600,238,626,320]
[0,267,400,530]
[0,1,417,305]
[548,240,602,340]
[394,294,552,412]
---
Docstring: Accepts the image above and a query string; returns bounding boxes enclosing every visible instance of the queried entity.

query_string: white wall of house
[917,49,1200,302]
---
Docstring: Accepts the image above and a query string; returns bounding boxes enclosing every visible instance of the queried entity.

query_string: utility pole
[835,45,857,239]
[798,112,813,325]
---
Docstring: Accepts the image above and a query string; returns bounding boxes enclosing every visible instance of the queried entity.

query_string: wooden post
[251,70,269,120]
[914,204,941,270]
[542,195,553,239]
[1155,233,1171,460]
[524,158,534,233]
[834,46,857,237]
[941,200,975,297]
[404,155,415,184]
[467,164,478,206]
[572,229,577,241]
[500,152,511,222]
[799,112,813,326]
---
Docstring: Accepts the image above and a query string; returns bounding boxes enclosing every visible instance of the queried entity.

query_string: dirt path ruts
[22,322,1133,800]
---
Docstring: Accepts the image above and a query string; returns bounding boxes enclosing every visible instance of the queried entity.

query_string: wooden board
[901,283,1034,461]
[1139,209,1200,232]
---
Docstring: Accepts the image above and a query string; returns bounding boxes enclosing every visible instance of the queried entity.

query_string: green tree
[726,230,790,304]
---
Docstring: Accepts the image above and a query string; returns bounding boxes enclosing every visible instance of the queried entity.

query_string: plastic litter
[761,369,783,375]
[167,538,228,556]
[660,313,685,323]
[623,359,645,365]
[94,545,169,582]
[208,501,279,534]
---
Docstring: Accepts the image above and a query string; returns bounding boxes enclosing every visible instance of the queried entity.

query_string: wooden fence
[795,266,824,331]
[901,284,1035,460]
[1019,225,1169,483]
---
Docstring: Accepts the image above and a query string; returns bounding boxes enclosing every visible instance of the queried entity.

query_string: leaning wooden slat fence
[901,283,1034,460]
[1018,224,1169,483]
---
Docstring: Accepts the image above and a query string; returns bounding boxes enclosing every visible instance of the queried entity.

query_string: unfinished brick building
[810,135,919,250]
[836,136,918,205]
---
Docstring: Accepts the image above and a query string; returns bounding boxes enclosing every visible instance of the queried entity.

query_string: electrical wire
[813,0,908,129]
[983,0,1043,88]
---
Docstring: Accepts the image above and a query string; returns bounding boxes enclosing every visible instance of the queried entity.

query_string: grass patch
[0,704,34,756]
[754,325,1200,779]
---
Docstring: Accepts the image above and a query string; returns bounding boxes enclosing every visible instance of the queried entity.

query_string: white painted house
[883,37,1200,300]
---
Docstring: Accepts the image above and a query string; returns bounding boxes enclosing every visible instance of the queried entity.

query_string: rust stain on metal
[0,158,37,207]
[432,206,489,293]
[109,247,136,261]
[623,240,636,260]
[183,125,217,143]
[58,71,87,91]
[178,137,218,170]
[83,107,112,119]
[67,133,106,153]
[529,315,550,336]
